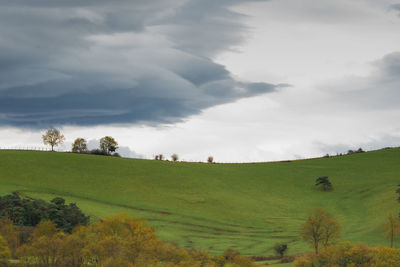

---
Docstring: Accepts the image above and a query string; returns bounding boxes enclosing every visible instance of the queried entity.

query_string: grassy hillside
[0,149,399,256]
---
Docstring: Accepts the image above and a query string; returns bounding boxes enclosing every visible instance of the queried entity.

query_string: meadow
[0,148,399,258]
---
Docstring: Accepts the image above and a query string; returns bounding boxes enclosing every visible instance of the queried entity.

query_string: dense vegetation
[0,193,89,233]
[0,148,399,257]
[294,242,400,266]
[0,214,254,267]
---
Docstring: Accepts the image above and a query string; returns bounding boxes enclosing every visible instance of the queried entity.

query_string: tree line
[0,193,89,233]
[42,129,119,156]
[42,129,216,162]
[0,212,255,267]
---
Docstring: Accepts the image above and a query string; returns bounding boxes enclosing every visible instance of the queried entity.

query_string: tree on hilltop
[171,154,179,162]
[42,129,65,151]
[72,138,88,153]
[100,136,118,155]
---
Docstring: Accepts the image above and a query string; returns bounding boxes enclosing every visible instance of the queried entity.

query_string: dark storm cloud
[0,0,275,127]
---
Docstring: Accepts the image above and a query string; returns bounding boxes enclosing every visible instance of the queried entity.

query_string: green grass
[0,148,399,257]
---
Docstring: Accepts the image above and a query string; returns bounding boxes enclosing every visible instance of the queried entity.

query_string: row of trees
[72,136,119,156]
[0,214,254,267]
[42,129,119,156]
[154,154,215,163]
[43,129,216,162]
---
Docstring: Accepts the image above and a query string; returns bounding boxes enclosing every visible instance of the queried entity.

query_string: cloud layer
[0,0,276,127]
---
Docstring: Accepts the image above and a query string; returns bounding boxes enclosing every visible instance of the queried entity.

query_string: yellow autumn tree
[14,213,253,267]
[300,207,341,254]
[0,218,18,257]
[383,212,400,248]
[0,235,11,267]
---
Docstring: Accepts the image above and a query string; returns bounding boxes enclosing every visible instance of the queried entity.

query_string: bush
[293,242,398,267]
[348,148,365,155]
[273,243,288,258]
[207,156,214,163]
[281,255,295,263]
[90,149,108,156]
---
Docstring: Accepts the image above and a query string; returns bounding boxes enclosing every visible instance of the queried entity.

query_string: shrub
[207,156,214,163]
[90,149,108,156]
[273,243,288,258]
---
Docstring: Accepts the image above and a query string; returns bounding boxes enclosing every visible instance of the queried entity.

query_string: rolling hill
[0,148,399,256]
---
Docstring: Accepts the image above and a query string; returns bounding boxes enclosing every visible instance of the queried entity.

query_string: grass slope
[0,149,399,256]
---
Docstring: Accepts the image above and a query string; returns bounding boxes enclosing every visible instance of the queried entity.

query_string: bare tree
[42,129,65,151]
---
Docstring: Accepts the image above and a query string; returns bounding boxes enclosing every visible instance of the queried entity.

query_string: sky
[0,0,400,162]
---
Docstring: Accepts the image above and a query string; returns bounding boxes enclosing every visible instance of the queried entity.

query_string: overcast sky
[0,0,399,162]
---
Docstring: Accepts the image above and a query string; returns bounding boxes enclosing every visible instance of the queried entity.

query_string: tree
[315,176,333,191]
[396,184,400,204]
[155,154,164,160]
[300,207,341,254]
[100,136,118,155]
[207,156,214,163]
[0,219,18,257]
[72,138,88,153]
[0,235,11,267]
[171,154,179,162]
[384,213,400,248]
[273,243,288,258]
[42,129,65,151]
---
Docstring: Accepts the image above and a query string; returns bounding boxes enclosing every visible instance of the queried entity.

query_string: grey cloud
[0,0,275,127]
[117,146,145,159]
[390,4,400,15]
[343,52,400,109]
[315,133,400,156]
[313,52,400,111]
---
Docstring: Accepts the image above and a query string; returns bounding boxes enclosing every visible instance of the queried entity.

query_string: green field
[0,149,399,258]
